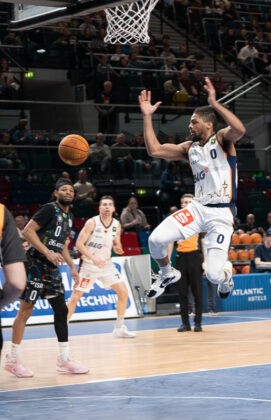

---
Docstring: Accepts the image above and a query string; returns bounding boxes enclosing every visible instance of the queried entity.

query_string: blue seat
[138,231,151,248]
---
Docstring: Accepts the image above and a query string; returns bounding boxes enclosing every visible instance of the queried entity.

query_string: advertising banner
[1,256,141,326]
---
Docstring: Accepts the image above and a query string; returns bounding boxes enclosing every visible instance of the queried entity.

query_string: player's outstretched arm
[204,77,246,142]
[138,90,190,161]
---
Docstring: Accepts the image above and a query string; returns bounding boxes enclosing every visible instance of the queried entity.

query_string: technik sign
[1,257,139,326]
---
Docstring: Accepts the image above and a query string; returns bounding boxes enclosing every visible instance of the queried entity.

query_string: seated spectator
[79,15,98,36]
[254,53,271,75]
[253,29,265,52]
[159,56,178,86]
[0,131,23,169]
[159,161,183,214]
[221,28,237,65]
[193,69,207,105]
[89,132,112,177]
[176,45,195,69]
[120,197,151,232]
[131,132,160,179]
[264,212,271,233]
[96,54,113,87]
[179,68,198,101]
[91,28,107,52]
[60,171,71,180]
[53,27,77,45]
[237,40,258,79]
[110,44,123,65]
[238,28,249,44]
[11,118,33,171]
[238,213,264,234]
[160,45,176,61]
[0,58,19,99]
[111,133,133,179]
[211,72,229,98]
[95,81,117,139]
[74,169,96,203]
[15,215,29,251]
[163,74,187,106]
[254,229,271,273]
[222,1,236,27]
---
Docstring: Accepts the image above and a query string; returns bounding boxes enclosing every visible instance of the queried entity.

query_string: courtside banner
[219,273,271,312]
[0,257,140,326]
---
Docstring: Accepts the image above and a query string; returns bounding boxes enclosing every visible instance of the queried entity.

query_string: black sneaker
[177,324,191,332]
[194,325,202,332]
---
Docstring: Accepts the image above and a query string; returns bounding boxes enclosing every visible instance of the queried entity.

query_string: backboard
[9,0,133,30]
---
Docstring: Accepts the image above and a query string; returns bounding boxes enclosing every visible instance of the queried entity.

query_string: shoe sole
[147,272,181,299]
[56,367,89,374]
[113,334,136,338]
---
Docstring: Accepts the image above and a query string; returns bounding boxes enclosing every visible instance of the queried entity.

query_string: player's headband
[55,179,74,191]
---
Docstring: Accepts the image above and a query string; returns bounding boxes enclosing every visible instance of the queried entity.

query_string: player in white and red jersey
[67,195,135,338]
[138,77,246,300]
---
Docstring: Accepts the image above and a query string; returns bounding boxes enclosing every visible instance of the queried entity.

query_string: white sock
[160,264,172,276]
[11,343,20,360]
[58,342,69,362]
[115,316,124,328]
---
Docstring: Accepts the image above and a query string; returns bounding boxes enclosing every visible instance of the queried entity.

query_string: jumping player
[5,179,88,377]
[138,77,246,300]
[67,195,136,338]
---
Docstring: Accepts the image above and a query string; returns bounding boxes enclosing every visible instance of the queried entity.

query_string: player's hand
[71,267,79,286]
[203,77,216,105]
[46,251,65,266]
[91,256,106,269]
[113,246,124,255]
[138,90,162,116]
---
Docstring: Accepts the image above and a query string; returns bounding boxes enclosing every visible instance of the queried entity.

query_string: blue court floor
[1,310,271,420]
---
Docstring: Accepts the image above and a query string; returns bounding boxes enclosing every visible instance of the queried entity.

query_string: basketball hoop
[104,0,159,45]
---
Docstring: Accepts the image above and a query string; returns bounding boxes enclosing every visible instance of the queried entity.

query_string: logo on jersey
[68,218,72,228]
[57,215,63,223]
[193,168,208,183]
[211,138,216,144]
[88,241,103,249]
[112,227,117,232]
[173,209,194,226]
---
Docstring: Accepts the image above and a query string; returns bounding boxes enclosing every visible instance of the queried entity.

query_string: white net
[104,0,159,45]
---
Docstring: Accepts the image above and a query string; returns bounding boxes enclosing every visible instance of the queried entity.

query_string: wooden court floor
[1,316,271,392]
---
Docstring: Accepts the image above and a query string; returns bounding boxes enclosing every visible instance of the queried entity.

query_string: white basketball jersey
[82,216,119,265]
[188,133,237,205]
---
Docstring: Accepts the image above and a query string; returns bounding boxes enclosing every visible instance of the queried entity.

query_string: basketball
[248,249,255,259]
[239,233,252,245]
[251,233,263,244]
[231,233,240,245]
[228,249,237,261]
[58,134,89,166]
[237,249,249,261]
[242,265,250,274]
[232,267,237,275]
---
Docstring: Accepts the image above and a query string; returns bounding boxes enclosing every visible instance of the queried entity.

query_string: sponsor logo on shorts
[173,209,194,226]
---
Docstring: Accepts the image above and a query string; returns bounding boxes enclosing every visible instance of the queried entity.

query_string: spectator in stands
[53,27,77,45]
[95,80,117,138]
[91,28,107,52]
[254,229,271,273]
[120,197,151,232]
[255,53,271,75]
[74,169,96,204]
[239,27,249,44]
[222,1,236,28]
[0,131,23,169]
[160,44,176,61]
[145,43,160,59]
[160,162,183,214]
[89,132,112,177]
[211,72,229,98]
[238,213,263,234]
[96,54,113,87]
[131,132,160,179]
[60,171,71,180]
[175,0,189,27]
[111,133,133,179]
[79,15,98,36]
[237,40,258,79]
[0,58,19,99]
[221,28,237,65]
[160,56,178,87]
[254,29,265,52]
[193,70,207,105]
[179,68,198,99]
[110,44,123,65]
[176,44,195,69]
[11,118,33,171]
[189,0,204,34]
[163,73,187,105]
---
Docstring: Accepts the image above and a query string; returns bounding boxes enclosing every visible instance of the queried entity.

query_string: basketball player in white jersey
[138,77,246,300]
[67,196,136,338]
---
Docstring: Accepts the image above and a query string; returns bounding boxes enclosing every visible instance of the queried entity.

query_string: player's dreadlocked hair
[194,106,221,130]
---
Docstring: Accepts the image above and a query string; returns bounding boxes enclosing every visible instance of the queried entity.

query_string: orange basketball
[248,249,254,259]
[231,233,240,245]
[228,249,237,261]
[232,266,237,275]
[239,233,252,245]
[237,250,249,260]
[58,134,89,166]
[241,265,250,274]
[250,233,263,244]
